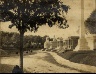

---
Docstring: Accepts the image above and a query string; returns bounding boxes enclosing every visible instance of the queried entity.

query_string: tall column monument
[74,0,90,51]
[0,20,1,49]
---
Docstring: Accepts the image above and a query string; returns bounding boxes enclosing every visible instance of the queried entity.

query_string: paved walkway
[48,52,96,73]
[1,52,80,73]
[1,51,96,73]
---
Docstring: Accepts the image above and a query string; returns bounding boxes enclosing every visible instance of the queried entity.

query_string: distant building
[65,36,79,50]
[86,34,96,50]
[49,37,58,49]
[44,37,50,50]
[44,36,79,52]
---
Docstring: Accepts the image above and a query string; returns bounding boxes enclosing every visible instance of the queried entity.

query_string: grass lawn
[0,64,14,73]
[57,50,96,67]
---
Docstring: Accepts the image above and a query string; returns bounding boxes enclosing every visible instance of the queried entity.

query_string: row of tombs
[44,36,79,53]
[44,35,96,52]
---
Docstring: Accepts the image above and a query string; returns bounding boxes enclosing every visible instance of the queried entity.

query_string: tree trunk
[20,31,24,72]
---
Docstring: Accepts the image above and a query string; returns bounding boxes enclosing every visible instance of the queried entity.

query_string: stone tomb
[86,34,96,50]
[44,37,50,50]
[63,36,79,51]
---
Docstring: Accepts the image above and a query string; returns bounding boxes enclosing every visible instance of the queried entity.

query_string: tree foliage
[0,31,47,49]
[0,0,70,70]
[85,10,96,34]
[0,31,20,48]
[0,0,70,33]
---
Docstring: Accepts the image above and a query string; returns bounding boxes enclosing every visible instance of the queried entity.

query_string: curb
[49,52,96,73]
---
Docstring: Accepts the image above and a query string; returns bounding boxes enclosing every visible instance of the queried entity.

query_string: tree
[0,0,70,71]
[85,10,96,34]
[1,31,20,49]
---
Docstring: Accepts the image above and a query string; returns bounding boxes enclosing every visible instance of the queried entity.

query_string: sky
[0,0,95,38]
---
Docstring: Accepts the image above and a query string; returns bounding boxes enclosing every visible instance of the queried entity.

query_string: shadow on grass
[57,50,96,67]
[0,64,30,73]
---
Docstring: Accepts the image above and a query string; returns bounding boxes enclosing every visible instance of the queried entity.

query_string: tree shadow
[0,64,29,73]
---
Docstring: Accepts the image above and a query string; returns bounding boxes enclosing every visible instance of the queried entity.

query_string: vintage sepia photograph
[0,0,96,73]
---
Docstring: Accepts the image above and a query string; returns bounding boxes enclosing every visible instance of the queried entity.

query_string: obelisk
[0,18,1,71]
[0,20,1,49]
[74,0,90,51]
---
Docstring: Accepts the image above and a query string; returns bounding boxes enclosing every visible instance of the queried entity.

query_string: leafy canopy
[0,0,70,33]
[85,10,96,34]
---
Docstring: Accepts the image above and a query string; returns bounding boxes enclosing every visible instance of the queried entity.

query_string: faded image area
[0,0,96,73]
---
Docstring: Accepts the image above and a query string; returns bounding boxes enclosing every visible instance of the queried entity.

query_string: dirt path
[1,52,81,73]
